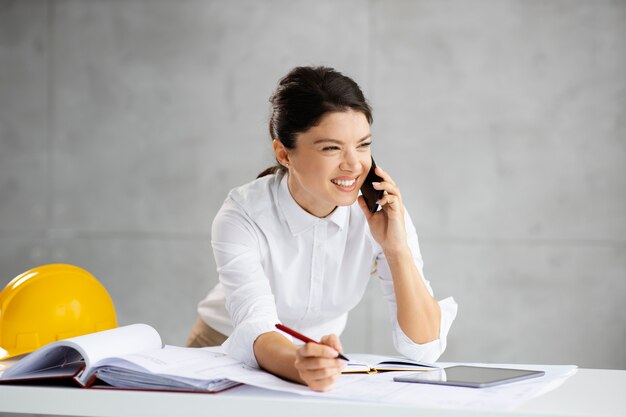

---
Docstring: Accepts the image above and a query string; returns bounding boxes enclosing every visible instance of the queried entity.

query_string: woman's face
[279,109,373,218]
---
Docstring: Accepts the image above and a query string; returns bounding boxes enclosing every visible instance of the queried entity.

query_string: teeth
[332,179,356,187]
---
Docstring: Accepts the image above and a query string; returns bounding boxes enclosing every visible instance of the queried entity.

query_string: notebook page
[1,324,161,384]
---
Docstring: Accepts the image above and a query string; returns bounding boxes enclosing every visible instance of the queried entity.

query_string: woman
[188,66,457,392]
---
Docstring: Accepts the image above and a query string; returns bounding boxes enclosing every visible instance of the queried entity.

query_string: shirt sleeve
[375,208,458,364]
[212,199,290,368]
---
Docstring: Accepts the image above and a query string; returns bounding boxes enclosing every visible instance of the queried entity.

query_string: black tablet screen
[394,365,545,388]
[443,366,542,384]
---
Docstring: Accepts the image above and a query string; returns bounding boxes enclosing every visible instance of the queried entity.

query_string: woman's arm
[384,247,441,343]
[253,331,346,392]
[358,165,441,344]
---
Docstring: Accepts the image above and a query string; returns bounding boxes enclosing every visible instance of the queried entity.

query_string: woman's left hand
[358,165,407,255]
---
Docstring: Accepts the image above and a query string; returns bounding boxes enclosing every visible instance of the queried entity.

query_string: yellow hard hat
[0,264,117,360]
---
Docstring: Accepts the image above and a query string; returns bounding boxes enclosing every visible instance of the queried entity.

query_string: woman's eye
[359,142,372,148]
[322,146,340,151]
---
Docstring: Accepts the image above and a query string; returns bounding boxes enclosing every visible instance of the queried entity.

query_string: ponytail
[257,165,286,179]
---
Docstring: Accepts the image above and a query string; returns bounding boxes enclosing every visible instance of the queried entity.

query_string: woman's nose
[339,150,362,172]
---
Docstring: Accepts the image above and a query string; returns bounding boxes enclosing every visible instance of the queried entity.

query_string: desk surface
[0,368,625,417]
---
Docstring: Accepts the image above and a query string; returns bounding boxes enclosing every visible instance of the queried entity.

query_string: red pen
[275,323,349,361]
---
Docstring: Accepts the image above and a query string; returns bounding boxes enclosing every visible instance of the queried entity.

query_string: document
[0,324,239,392]
[215,359,578,411]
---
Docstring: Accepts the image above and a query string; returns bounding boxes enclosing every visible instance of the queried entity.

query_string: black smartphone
[360,156,385,213]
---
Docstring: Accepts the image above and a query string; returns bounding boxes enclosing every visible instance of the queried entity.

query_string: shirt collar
[277,173,348,235]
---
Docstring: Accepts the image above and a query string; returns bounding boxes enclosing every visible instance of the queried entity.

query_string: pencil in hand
[275,323,349,361]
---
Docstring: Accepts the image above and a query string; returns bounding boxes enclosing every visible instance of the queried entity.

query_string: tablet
[393,365,545,388]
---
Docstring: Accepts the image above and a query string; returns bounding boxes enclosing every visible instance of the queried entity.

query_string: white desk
[0,368,625,417]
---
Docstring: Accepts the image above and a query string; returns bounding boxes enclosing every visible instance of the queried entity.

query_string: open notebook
[343,353,439,374]
[0,324,239,393]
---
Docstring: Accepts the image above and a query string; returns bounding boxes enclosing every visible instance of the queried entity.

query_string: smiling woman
[188,66,458,392]
[275,110,372,217]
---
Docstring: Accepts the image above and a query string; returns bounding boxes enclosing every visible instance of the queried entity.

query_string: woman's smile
[331,176,359,192]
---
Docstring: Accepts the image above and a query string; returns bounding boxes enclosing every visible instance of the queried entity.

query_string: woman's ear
[273,139,290,167]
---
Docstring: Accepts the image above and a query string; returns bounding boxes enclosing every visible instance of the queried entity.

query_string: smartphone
[360,157,385,213]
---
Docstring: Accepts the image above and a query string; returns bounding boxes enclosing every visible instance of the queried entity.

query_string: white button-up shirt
[198,171,457,368]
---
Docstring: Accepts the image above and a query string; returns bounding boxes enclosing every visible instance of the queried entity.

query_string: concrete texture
[1,0,624,370]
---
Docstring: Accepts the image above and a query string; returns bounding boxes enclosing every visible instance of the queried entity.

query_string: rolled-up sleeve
[212,200,290,368]
[375,210,458,363]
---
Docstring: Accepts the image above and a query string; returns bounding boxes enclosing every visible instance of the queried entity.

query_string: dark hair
[257,66,373,178]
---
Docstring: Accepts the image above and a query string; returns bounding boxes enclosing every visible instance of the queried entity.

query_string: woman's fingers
[305,360,341,375]
[376,193,401,208]
[295,343,343,372]
[295,339,345,392]
[295,355,342,371]
[375,165,396,186]
[372,181,401,198]
[295,358,343,392]
[372,181,402,209]
[297,341,339,359]
[320,334,343,354]
[372,165,401,202]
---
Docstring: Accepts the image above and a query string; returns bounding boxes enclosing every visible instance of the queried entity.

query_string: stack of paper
[211,358,578,411]
[93,346,241,392]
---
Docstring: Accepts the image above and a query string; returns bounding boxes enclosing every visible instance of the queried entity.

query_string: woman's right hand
[294,334,347,391]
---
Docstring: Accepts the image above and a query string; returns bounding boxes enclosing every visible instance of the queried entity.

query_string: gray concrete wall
[1,0,624,369]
